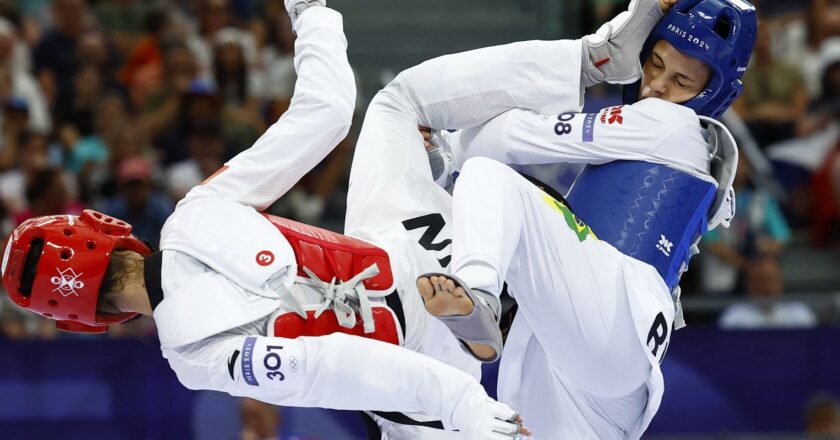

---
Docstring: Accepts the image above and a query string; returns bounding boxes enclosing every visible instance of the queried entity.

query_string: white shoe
[582,0,664,85]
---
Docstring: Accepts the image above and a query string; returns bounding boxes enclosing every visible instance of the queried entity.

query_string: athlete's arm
[387,39,585,130]
[385,0,672,131]
[180,6,355,211]
[448,98,711,176]
[164,332,524,439]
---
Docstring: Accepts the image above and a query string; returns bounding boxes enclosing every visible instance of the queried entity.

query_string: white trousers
[451,156,662,439]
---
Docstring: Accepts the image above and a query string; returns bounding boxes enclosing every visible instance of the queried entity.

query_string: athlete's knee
[460,156,519,183]
[371,71,417,116]
[367,86,408,116]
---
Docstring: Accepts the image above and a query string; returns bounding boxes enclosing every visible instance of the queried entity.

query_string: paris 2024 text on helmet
[624,0,758,118]
[1,210,152,333]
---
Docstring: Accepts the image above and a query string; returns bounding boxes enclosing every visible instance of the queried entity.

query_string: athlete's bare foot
[417,275,498,361]
[417,275,475,317]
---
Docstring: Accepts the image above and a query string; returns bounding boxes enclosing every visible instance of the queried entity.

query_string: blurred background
[0,0,837,439]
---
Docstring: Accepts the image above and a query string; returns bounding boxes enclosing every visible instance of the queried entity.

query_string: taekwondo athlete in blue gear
[569,0,757,306]
[388,0,759,438]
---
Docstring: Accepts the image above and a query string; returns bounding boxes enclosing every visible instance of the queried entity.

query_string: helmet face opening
[624,0,757,118]
[18,238,44,299]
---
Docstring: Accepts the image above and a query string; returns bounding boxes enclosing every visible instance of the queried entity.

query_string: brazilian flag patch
[540,192,597,242]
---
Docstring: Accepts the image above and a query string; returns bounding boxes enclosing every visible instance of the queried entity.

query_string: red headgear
[1,210,152,333]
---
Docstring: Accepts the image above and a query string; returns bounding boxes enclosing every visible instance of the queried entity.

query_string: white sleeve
[179,7,355,211]
[388,39,585,130]
[164,332,485,431]
[449,98,711,175]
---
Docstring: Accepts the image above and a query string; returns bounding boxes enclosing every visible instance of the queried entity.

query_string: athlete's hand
[452,386,532,439]
[659,0,677,12]
[419,126,433,151]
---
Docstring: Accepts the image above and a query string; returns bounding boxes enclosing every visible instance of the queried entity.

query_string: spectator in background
[0,17,50,134]
[166,121,226,201]
[13,167,83,225]
[0,131,73,214]
[0,187,11,238]
[188,0,234,81]
[213,27,264,151]
[119,8,168,96]
[766,38,840,244]
[253,0,296,118]
[75,28,119,90]
[91,0,154,57]
[799,0,840,98]
[33,0,90,112]
[159,80,224,166]
[808,40,840,245]
[55,62,103,138]
[701,158,792,294]
[0,131,43,206]
[64,93,126,175]
[0,97,32,171]
[766,0,840,99]
[97,156,173,248]
[0,11,34,74]
[812,149,840,245]
[734,22,809,147]
[718,256,817,329]
[137,46,203,164]
[95,119,157,202]
[806,393,840,438]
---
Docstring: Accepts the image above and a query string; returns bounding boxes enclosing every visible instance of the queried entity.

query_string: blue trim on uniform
[582,113,597,142]
[242,336,259,386]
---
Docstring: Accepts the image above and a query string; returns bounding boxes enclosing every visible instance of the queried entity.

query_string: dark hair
[97,250,142,315]
[143,8,168,35]
[25,168,62,204]
[214,44,247,105]
[16,130,39,149]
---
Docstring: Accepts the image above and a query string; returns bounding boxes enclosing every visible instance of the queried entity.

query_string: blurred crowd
[0,0,355,340]
[699,0,840,330]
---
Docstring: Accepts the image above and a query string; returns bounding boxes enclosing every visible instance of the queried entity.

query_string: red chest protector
[262,214,403,346]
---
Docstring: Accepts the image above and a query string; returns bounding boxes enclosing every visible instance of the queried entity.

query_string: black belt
[144,251,165,311]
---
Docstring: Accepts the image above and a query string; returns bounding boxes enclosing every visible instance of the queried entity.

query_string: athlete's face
[639,40,711,104]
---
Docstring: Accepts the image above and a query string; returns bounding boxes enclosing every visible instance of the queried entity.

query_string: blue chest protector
[565,161,717,292]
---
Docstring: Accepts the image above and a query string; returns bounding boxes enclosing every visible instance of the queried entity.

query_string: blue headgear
[623,0,757,118]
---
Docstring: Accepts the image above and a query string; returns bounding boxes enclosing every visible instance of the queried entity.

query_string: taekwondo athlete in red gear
[0,2,528,439]
[345,0,756,438]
